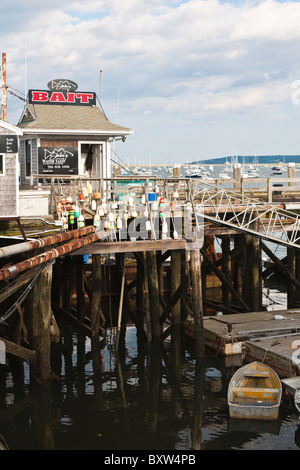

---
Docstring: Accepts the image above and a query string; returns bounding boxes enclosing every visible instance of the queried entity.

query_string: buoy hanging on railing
[146,220,151,231]
[152,200,158,211]
[62,215,68,230]
[78,211,85,228]
[74,203,80,218]
[117,217,123,229]
[91,199,97,211]
[93,210,100,227]
[57,202,62,218]
[162,218,168,238]
[141,194,146,204]
[79,192,85,203]
[108,211,115,222]
[99,205,104,217]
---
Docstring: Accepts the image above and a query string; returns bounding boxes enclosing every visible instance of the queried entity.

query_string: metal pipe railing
[0,226,94,259]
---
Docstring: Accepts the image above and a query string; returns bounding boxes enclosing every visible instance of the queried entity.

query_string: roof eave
[18,128,133,136]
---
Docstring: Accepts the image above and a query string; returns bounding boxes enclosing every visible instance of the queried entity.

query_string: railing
[27,174,300,250]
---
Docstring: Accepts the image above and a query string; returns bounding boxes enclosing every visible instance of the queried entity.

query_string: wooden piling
[221,235,232,308]
[147,251,161,337]
[31,263,53,381]
[91,254,102,336]
[190,249,204,358]
[171,250,182,329]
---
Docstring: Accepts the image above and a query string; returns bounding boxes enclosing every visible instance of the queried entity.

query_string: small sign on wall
[38,147,78,175]
[0,135,18,153]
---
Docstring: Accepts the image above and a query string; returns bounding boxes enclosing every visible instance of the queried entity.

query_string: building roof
[17,103,132,137]
[0,118,23,135]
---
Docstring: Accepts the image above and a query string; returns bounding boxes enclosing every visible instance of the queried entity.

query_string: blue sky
[1,0,300,164]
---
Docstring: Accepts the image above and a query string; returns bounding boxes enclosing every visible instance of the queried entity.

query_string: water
[1,322,300,451]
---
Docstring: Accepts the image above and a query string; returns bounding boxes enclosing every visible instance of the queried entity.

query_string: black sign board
[38,147,78,175]
[47,79,78,92]
[0,135,18,154]
[28,89,96,106]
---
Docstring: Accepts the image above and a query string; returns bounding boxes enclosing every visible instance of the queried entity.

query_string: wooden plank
[0,336,36,363]
[200,248,250,312]
[0,266,41,303]
[244,333,300,378]
[71,239,188,255]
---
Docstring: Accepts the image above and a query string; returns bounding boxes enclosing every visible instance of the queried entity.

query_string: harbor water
[1,162,300,451]
[0,313,300,451]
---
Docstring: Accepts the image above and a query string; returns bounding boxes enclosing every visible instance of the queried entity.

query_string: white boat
[218,170,231,179]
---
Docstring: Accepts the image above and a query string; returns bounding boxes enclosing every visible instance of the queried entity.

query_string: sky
[1,0,300,165]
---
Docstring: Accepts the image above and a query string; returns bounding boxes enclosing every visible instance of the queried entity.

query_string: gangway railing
[190,180,300,250]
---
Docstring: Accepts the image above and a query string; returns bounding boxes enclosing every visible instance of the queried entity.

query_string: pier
[1,171,300,386]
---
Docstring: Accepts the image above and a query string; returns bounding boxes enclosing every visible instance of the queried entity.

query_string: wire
[0,260,54,325]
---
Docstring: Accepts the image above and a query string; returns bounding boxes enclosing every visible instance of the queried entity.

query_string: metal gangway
[189,179,300,250]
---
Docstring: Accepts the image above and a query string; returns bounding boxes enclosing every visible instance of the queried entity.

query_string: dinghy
[228,361,282,421]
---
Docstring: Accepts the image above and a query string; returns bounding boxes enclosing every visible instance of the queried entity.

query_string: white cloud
[1,0,300,161]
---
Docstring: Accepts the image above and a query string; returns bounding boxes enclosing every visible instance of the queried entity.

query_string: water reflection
[0,323,300,450]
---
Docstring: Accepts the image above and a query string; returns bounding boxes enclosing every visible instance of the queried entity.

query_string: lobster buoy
[146,220,151,231]
[171,201,176,212]
[94,192,101,200]
[117,217,123,229]
[79,193,85,202]
[162,219,168,234]
[74,205,80,218]
[78,212,85,228]
[108,211,115,222]
[152,200,158,211]
[91,199,97,211]
[62,215,68,230]
[93,213,100,227]
[57,202,62,218]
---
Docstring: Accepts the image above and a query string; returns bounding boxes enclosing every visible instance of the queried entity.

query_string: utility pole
[1,53,7,121]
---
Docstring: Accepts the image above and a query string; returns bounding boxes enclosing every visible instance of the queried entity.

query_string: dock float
[185,309,300,374]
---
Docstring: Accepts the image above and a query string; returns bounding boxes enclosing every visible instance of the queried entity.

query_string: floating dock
[186,309,300,376]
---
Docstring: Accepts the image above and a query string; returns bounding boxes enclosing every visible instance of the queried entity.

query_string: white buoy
[108,211,115,222]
